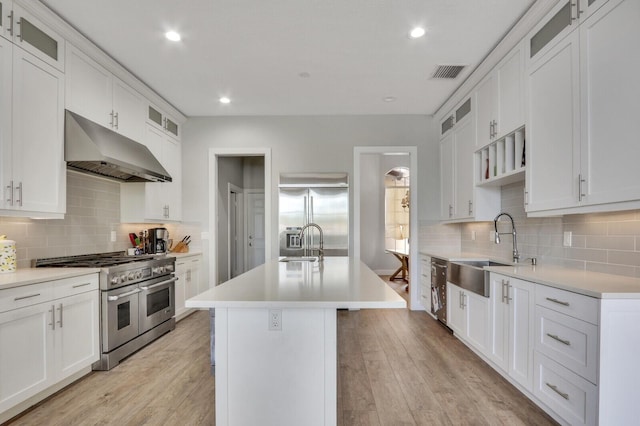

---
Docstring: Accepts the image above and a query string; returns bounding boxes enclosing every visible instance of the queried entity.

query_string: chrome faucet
[494,212,519,263]
[299,223,324,261]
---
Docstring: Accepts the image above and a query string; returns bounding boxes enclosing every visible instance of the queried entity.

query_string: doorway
[354,146,419,310]
[209,148,271,286]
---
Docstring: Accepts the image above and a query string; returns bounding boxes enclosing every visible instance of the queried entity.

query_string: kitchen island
[186,257,406,426]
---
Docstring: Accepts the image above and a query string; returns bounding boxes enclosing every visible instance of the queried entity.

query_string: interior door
[246,191,265,270]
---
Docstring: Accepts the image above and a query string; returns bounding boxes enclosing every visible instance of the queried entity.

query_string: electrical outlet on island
[269,309,282,331]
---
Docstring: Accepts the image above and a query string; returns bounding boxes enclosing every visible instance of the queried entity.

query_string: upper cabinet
[66,44,146,142]
[147,104,181,141]
[1,2,64,72]
[0,14,65,217]
[526,0,639,215]
[440,98,500,222]
[475,42,525,148]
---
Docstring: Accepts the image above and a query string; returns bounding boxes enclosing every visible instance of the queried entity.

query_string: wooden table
[386,248,409,284]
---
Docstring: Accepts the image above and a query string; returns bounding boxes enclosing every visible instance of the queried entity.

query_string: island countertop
[186,257,406,309]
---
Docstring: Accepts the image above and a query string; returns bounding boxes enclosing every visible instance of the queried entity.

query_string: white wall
[182,115,437,282]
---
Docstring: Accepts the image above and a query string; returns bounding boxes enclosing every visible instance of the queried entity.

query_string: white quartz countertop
[0,267,100,290]
[486,264,640,299]
[186,257,407,309]
[420,250,640,299]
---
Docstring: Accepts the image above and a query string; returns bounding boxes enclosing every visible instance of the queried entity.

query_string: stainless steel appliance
[148,227,169,254]
[431,257,448,326]
[34,252,176,370]
[279,173,349,257]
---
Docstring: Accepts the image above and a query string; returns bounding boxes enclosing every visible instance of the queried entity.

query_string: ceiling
[41,0,534,117]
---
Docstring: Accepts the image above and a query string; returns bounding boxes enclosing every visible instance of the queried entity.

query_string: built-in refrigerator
[279,173,349,257]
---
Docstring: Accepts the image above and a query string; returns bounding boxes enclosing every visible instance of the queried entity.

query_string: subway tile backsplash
[0,172,199,269]
[432,181,640,278]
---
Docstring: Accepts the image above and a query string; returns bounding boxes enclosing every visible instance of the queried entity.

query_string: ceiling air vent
[431,65,466,79]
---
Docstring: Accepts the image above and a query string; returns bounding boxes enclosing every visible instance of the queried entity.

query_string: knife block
[171,242,189,253]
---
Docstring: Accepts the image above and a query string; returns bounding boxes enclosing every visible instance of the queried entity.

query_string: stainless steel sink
[279,256,319,262]
[448,260,511,297]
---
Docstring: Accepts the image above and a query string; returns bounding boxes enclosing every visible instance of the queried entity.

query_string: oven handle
[140,276,178,291]
[107,288,141,301]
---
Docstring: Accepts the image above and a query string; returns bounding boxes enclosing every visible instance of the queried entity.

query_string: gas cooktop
[33,251,161,268]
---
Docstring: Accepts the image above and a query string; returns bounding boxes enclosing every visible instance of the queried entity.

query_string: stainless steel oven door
[139,275,176,333]
[102,283,141,352]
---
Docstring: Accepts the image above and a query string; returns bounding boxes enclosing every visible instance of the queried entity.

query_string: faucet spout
[298,223,324,261]
[494,212,519,263]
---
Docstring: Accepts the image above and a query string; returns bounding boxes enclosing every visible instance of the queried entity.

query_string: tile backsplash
[0,172,199,269]
[458,182,640,278]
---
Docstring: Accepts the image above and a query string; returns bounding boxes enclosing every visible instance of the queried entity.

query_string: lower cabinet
[0,274,99,418]
[446,282,490,356]
[488,273,535,391]
[175,254,203,321]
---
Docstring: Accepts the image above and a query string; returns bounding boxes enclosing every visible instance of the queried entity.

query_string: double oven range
[35,252,176,370]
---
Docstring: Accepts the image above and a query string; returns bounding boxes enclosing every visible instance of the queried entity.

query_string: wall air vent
[431,65,466,79]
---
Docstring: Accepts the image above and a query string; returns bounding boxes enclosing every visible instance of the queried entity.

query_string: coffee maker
[148,228,169,254]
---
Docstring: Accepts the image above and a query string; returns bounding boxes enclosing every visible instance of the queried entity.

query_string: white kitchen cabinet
[0,301,54,414]
[65,44,145,142]
[3,2,64,72]
[440,98,500,222]
[447,282,490,356]
[120,123,182,223]
[175,254,202,321]
[147,103,181,141]
[525,29,580,212]
[525,0,638,215]
[1,42,65,217]
[488,273,534,392]
[476,42,525,148]
[576,0,640,207]
[0,274,99,416]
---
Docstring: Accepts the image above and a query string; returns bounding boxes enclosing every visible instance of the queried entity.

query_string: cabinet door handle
[110,110,115,127]
[114,112,119,129]
[49,305,55,330]
[578,174,586,202]
[501,280,507,303]
[7,10,14,36]
[506,282,512,304]
[448,204,453,218]
[545,297,570,307]
[468,200,473,215]
[524,189,529,206]
[72,282,91,289]
[15,182,22,206]
[6,180,14,206]
[570,2,578,22]
[14,293,41,301]
[546,382,569,400]
[546,333,571,346]
[57,303,63,328]
[577,0,584,16]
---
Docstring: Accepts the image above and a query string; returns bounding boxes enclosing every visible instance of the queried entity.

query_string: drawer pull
[547,333,571,346]
[72,283,91,288]
[14,293,41,301]
[546,297,570,306]
[546,382,569,400]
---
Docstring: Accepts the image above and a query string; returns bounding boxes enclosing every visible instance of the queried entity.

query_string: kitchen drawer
[0,282,53,313]
[536,284,599,325]
[535,305,598,384]
[533,352,597,426]
[52,274,99,299]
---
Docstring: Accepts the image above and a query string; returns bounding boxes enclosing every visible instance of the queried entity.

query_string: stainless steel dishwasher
[430,257,448,326]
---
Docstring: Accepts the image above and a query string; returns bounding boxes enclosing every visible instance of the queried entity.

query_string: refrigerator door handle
[310,196,314,222]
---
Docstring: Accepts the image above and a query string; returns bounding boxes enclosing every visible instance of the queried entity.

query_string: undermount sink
[448,260,512,297]
[279,256,319,263]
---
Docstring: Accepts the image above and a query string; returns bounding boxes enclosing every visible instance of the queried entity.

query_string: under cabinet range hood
[64,110,171,183]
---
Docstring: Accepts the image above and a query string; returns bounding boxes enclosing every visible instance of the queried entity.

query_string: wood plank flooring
[5,309,557,426]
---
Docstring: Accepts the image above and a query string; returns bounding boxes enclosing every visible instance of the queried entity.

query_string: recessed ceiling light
[298,72,311,78]
[409,27,426,39]
[383,96,397,102]
[165,31,181,42]
[219,97,231,104]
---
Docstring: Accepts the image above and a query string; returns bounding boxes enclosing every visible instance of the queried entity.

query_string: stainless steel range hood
[64,110,171,183]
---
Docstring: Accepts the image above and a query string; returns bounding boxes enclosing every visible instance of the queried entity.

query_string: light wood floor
[6,309,557,426]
